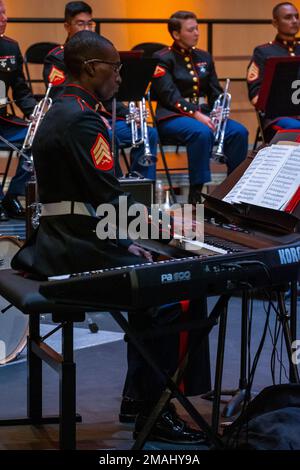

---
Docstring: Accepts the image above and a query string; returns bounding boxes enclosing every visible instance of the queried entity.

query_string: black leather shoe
[0,202,9,221]
[119,397,144,423]
[134,403,208,444]
[2,195,25,219]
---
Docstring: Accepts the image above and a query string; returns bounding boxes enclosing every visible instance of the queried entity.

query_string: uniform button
[283,40,287,45]
[184,56,190,62]
[193,92,197,97]
[291,52,295,56]
[193,85,198,90]
[7,67,10,71]
[189,110,193,115]
[183,106,187,111]
[181,49,185,53]
[190,70,195,75]
[193,77,198,82]
[187,64,192,69]
[177,103,181,107]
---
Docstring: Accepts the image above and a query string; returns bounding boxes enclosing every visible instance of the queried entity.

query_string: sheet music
[223,147,269,204]
[223,144,300,210]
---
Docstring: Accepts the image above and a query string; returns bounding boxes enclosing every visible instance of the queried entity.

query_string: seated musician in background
[0,0,37,220]
[247,2,300,141]
[12,30,211,444]
[152,10,248,205]
[43,1,158,179]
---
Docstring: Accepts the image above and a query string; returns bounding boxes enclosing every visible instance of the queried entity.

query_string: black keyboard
[39,242,300,310]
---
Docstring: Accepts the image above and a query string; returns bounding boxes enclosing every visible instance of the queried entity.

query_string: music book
[223,143,300,212]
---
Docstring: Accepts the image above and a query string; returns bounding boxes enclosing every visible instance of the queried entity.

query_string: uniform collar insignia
[65,84,101,109]
[275,34,299,49]
[172,41,193,55]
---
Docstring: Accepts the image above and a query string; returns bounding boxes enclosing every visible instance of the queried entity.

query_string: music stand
[117,53,158,101]
[256,56,300,118]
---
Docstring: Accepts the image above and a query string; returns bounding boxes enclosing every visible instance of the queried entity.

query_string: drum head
[0,236,28,365]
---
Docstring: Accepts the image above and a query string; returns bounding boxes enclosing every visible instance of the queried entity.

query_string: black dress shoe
[2,195,25,219]
[134,403,208,444]
[119,397,144,423]
[0,202,9,221]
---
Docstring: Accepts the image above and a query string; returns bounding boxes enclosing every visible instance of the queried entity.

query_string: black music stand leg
[290,281,298,382]
[277,291,300,384]
[28,314,43,421]
[222,291,249,418]
[211,296,228,432]
[59,320,76,450]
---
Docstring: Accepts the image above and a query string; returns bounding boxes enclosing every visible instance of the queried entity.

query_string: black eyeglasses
[83,59,122,73]
[71,20,96,31]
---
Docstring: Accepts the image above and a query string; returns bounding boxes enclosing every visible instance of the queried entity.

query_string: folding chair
[24,42,59,100]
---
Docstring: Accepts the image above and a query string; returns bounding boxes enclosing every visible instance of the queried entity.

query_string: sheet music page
[259,146,300,209]
[223,147,269,204]
[223,144,299,209]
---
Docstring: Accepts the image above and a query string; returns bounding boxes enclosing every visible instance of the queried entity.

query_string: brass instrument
[126,97,155,167]
[210,78,231,163]
[21,83,53,172]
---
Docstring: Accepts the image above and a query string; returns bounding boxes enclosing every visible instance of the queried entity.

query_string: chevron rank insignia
[48,66,66,85]
[153,65,166,78]
[90,134,113,171]
[247,61,259,82]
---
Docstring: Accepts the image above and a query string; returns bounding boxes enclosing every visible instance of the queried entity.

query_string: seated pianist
[12,31,211,445]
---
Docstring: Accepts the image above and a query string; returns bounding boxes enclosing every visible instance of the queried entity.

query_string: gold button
[291,52,295,56]
[189,110,193,115]
[184,57,190,62]
[181,49,185,53]
[193,92,197,96]
[190,70,195,75]
[183,107,187,111]
[187,64,192,69]
[193,77,198,82]
[193,85,198,90]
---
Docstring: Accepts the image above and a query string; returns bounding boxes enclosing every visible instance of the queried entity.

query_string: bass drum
[0,236,28,365]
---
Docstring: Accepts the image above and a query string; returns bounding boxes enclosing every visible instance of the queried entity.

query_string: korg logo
[278,246,300,265]
[161,271,192,284]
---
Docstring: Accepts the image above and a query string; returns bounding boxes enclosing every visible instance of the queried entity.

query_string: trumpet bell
[138,153,157,167]
[211,149,228,164]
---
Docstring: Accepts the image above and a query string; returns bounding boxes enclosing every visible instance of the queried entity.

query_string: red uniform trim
[178,300,190,394]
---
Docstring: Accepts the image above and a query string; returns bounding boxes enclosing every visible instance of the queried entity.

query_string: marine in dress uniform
[43,0,158,180]
[247,3,300,140]
[152,11,248,204]
[13,30,209,444]
[0,1,36,220]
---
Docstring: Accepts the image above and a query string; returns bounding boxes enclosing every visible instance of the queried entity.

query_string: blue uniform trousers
[111,120,158,180]
[158,116,248,185]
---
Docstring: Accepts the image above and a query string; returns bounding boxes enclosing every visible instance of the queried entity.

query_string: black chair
[24,42,59,100]
[131,42,167,58]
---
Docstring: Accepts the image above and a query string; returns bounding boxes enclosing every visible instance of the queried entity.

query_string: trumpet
[21,83,53,172]
[210,78,231,164]
[126,97,155,167]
